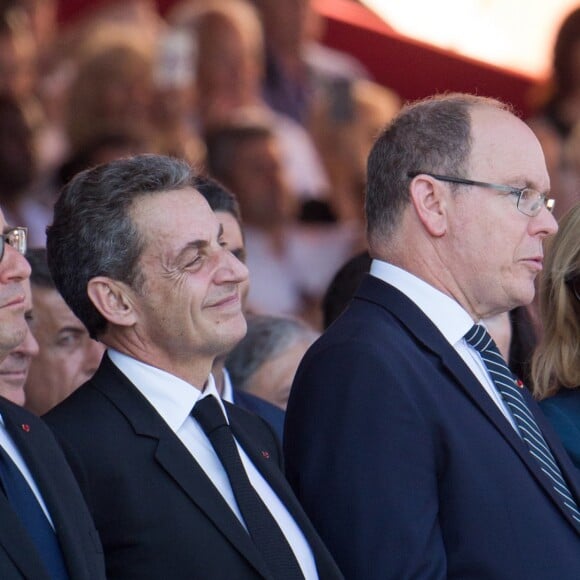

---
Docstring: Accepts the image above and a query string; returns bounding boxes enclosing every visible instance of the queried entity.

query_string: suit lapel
[229,407,342,578]
[0,402,54,579]
[357,275,580,532]
[0,487,52,579]
[230,416,305,523]
[91,357,273,579]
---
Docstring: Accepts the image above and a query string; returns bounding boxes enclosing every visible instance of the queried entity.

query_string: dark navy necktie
[465,324,580,528]
[0,444,69,579]
[192,395,305,580]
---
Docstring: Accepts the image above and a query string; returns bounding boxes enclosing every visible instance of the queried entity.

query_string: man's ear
[87,276,137,327]
[408,174,448,237]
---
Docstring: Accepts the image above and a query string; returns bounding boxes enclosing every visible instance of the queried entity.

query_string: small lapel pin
[261,450,270,460]
[21,424,30,432]
[516,379,524,389]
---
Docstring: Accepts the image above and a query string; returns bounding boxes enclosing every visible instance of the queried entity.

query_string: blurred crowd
[0,1,579,577]
[0,0,578,412]
[0,0,401,327]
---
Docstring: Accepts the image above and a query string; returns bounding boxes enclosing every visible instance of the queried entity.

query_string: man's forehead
[131,187,213,219]
[132,189,222,250]
[468,106,548,182]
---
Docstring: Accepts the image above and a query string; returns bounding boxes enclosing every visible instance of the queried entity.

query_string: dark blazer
[0,396,105,580]
[540,388,580,471]
[284,275,580,579]
[233,389,285,442]
[44,355,342,580]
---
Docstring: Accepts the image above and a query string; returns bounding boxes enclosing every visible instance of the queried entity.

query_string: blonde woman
[534,203,580,468]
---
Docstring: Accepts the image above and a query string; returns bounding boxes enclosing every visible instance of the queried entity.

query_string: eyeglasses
[407,172,555,217]
[566,275,580,302]
[0,227,27,262]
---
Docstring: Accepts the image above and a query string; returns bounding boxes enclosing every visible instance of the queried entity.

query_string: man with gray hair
[43,154,342,579]
[227,314,318,411]
[284,93,580,578]
[0,218,105,578]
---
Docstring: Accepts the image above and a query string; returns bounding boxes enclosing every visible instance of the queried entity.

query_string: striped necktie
[465,323,580,528]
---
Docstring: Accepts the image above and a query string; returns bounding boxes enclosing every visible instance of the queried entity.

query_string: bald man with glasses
[284,93,580,579]
[0,219,105,579]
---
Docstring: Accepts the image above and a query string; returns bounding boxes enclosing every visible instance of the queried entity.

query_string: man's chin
[216,317,247,355]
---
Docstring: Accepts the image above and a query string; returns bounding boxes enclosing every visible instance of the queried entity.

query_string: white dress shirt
[370,259,518,431]
[107,349,318,580]
[221,368,234,404]
[0,416,55,526]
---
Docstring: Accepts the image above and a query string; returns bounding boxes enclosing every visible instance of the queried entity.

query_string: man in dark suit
[43,154,341,579]
[284,93,580,578]
[0,214,105,579]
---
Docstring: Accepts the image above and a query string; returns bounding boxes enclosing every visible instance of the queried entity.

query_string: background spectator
[24,248,104,415]
[167,0,330,202]
[206,115,359,323]
[528,7,580,219]
[226,313,319,410]
[0,93,51,246]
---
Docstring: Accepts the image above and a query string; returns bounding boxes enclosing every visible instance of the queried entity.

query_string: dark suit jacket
[0,396,105,580]
[284,275,580,579]
[44,355,342,580]
[233,390,285,443]
[540,388,580,471]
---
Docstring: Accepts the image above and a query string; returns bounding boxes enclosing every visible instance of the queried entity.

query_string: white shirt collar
[370,259,476,346]
[107,349,228,432]
[221,368,235,403]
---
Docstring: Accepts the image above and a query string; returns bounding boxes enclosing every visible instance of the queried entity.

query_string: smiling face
[443,106,558,318]
[124,188,249,381]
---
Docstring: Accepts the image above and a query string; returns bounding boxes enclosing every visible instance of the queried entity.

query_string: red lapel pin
[21,424,30,432]
[261,450,270,459]
[516,379,524,389]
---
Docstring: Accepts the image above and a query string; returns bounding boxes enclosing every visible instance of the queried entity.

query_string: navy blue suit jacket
[284,275,580,579]
[234,390,285,443]
[0,396,105,580]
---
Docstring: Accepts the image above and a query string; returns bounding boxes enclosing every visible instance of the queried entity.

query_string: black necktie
[0,444,69,579]
[465,324,580,528]
[192,396,305,580]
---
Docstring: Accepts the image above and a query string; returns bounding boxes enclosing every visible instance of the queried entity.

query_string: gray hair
[365,93,510,248]
[46,154,199,339]
[226,314,318,391]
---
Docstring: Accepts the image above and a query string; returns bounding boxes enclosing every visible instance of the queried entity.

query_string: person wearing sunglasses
[533,203,580,469]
